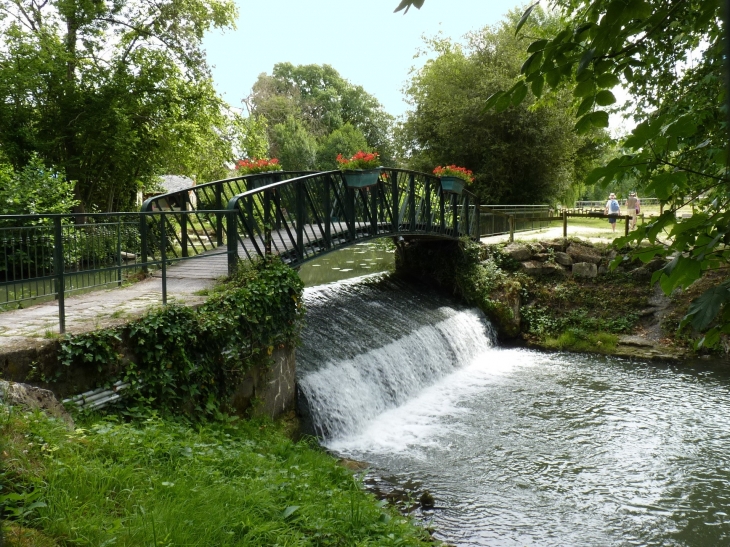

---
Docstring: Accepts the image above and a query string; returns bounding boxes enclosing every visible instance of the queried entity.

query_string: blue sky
[203,0,526,118]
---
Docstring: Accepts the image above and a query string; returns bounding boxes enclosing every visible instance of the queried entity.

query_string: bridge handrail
[223,168,480,268]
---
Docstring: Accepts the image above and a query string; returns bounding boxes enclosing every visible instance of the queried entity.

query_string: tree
[400,13,606,205]
[398,0,729,348]
[316,123,369,170]
[271,116,317,171]
[0,0,238,211]
[248,63,395,166]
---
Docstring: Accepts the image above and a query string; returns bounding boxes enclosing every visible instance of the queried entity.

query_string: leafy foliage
[0,155,77,216]
[58,258,304,418]
[0,0,239,211]
[399,13,607,205]
[247,63,395,168]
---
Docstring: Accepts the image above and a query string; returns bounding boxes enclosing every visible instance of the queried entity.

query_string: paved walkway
[0,256,224,352]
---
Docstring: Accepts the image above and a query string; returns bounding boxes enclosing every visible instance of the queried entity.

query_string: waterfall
[297,275,496,440]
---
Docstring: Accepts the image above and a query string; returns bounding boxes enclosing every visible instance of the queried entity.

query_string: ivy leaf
[515,2,539,35]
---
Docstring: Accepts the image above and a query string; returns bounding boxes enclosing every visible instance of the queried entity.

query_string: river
[297,256,730,547]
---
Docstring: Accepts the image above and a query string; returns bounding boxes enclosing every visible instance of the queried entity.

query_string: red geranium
[336,151,380,170]
[235,157,283,175]
[433,165,474,184]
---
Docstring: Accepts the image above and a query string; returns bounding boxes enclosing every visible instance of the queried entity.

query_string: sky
[202,0,526,119]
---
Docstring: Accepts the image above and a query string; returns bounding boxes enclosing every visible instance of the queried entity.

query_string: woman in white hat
[605,192,620,232]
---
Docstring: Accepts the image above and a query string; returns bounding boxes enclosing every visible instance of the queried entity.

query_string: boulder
[554,251,573,266]
[572,262,598,278]
[521,260,567,277]
[0,380,74,428]
[567,242,601,264]
[503,243,532,262]
[539,239,568,253]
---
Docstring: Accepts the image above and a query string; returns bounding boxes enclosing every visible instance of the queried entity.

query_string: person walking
[626,191,640,229]
[605,192,621,232]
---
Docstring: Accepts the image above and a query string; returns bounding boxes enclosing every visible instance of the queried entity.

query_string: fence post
[215,182,224,245]
[409,173,416,230]
[625,215,630,236]
[563,209,568,238]
[53,216,66,333]
[227,209,238,276]
[324,174,332,249]
[463,194,470,236]
[475,201,481,240]
[160,215,167,306]
[509,215,515,243]
[116,215,122,286]
[391,169,399,233]
[296,180,305,260]
[370,184,378,236]
[264,189,272,256]
[180,197,188,258]
[140,212,148,274]
[425,178,432,233]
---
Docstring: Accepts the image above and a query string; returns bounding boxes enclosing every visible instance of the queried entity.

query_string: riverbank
[1,406,436,546]
[396,237,729,361]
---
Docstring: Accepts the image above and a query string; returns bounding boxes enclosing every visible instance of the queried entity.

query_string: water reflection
[297,242,395,287]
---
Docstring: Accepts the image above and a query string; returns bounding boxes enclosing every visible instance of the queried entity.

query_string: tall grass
[2,407,433,546]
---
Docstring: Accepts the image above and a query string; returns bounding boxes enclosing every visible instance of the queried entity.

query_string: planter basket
[439,176,465,195]
[342,169,381,188]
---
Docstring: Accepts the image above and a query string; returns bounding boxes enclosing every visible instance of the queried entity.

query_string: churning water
[297,275,730,546]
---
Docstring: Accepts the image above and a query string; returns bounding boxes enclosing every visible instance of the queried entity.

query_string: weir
[296,275,496,440]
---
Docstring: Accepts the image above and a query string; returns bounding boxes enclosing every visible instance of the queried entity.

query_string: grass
[1,407,435,547]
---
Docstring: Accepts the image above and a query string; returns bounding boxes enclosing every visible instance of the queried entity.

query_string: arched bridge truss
[143,169,480,271]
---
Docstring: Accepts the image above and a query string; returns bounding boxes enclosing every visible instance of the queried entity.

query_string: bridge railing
[0,210,235,331]
[226,168,480,267]
[140,171,312,259]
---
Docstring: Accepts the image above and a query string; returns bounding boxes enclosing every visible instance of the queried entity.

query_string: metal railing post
[452,194,459,236]
[346,186,356,241]
[509,215,515,243]
[53,216,65,333]
[180,198,188,258]
[475,200,481,239]
[391,169,399,233]
[160,215,167,306]
[464,194,470,236]
[215,182,224,245]
[563,210,568,238]
[296,180,305,260]
[370,184,378,236]
[264,189,272,256]
[425,178,432,233]
[116,215,122,286]
[409,173,416,230]
[140,212,149,274]
[324,174,332,248]
[227,209,239,275]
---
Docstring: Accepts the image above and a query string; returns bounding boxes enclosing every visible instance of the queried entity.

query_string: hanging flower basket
[342,168,381,188]
[439,176,465,195]
[433,165,474,195]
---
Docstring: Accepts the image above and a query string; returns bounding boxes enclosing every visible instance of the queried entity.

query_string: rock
[567,242,601,264]
[554,251,573,266]
[572,262,598,278]
[0,380,74,429]
[420,490,435,509]
[503,243,532,262]
[617,335,654,347]
[539,239,568,252]
[521,261,566,277]
[598,265,607,275]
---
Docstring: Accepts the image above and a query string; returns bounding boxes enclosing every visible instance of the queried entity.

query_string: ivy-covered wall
[1,258,305,420]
